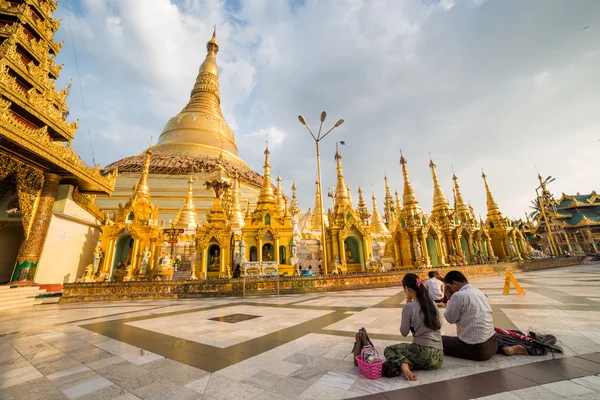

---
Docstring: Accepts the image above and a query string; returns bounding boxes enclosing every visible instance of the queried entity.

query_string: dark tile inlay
[208,313,261,323]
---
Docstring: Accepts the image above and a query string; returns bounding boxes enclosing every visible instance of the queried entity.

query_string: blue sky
[54,0,600,218]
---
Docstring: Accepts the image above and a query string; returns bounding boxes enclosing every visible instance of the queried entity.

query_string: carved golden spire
[347,184,354,209]
[311,179,325,229]
[289,181,300,216]
[174,177,199,228]
[334,148,350,212]
[452,171,469,214]
[134,148,152,202]
[276,173,285,212]
[153,28,245,165]
[370,194,389,235]
[257,146,276,205]
[356,187,371,223]
[383,174,396,224]
[229,175,245,230]
[395,189,402,211]
[429,154,449,210]
[400,151,418,207]
[482,169,500,213]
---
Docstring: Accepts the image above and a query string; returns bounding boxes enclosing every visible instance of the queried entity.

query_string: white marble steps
[0,285,47,311]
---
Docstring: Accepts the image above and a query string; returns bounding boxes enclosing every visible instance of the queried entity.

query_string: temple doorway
[460,236,471,262]
[249,246,257,261]
[207,244,221,273]
[0,224,23,284]
[262,243,274,261]
[426,235,440,266]
[112,235,133,279]
[344,236,364,271]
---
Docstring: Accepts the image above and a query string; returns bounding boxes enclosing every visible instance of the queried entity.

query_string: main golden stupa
[96,30,263,222]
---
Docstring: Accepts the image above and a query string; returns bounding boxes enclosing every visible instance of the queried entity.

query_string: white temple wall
[95,173,261,223]
[35,185,101,285]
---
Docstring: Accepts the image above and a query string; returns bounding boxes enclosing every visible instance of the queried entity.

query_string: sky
[54,0,600,219]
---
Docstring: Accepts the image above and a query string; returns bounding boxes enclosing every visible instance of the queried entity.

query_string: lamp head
[320,111,327,122]
[298,115,306,125]
[334,119,344,128]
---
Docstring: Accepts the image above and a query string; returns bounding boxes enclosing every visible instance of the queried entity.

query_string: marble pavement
[1,264,600,399]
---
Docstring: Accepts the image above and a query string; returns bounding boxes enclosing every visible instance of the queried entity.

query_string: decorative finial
[213,24,217,37]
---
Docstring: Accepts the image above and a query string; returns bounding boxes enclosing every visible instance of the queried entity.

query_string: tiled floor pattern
[0,263,599,399]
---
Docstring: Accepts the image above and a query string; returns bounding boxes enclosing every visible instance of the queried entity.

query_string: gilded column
[12,173,61,283]
[393,241,400,268]
[420,235,430,267]
[275,238,280,263]
[435,236,445,265]
[202,248,208,279]
[101,238,115,278]
[486,237,495,258]
[257,238,263,261]
[466,235,475,258]
[220,246,225,276]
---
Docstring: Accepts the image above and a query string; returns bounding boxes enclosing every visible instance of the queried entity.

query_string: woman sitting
[383,273,444,381]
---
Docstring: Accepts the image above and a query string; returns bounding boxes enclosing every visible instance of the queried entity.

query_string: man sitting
[425,271,444,304]
[442,270,525,361]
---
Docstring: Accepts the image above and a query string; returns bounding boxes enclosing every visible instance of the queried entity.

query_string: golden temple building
[0,0,115,286]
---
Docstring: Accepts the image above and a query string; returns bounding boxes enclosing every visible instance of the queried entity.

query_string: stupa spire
[394,189,401,211]
[257,146,276,205]
[383,174,395,223]
[334,148,350,211]
[370,194,389,235]
[356,187,371,223]
[482,170,500,213]
[452,172,469,214]
[174,177,199,228]
[229,175,245,229]
[276,173,285,212]
[289,181,300,216]
[311,179,325,229]
[153,28,245,165]
[429,154,449,210]
[133,149,152,202]
[400,151,418,207]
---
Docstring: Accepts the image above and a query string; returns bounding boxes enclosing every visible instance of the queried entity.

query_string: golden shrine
[0,0,115,286]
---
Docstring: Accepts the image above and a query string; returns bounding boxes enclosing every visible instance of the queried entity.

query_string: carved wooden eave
[0,64,76,141]
[72,187,105,221]
[0,98,116,195]
[0,1,59,44]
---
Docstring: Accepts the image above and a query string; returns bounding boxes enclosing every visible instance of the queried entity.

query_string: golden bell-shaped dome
[153,27,246,166]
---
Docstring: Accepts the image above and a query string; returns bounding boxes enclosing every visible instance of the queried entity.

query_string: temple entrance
[207,244,221,273]
[426,235,440,266]
[112,235,133,279]
[0,224,23,284]
[279,246,287,264]
[460,236,471,262]
[344,236,364,272]
[262,243,274,261]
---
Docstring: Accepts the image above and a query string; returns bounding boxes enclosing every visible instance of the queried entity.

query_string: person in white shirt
[425,271,444,303]
[442,270,526,361]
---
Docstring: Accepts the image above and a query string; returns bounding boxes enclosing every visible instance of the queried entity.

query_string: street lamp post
[536,174,559,257]
[298,112,344,276]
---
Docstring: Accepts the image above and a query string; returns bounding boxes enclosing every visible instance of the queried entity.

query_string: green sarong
[384,343,444,371]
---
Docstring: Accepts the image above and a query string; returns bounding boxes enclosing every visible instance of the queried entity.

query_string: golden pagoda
[241,145,294,275]
[370,194,389,236]
[0,0,115,286]
[383,175,396,230]
[97,29,269,224]
[92,149,162,282]
[326,148,372,273]
[174,177,199,229]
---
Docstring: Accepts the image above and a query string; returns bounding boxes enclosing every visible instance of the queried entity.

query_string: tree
[529,198,542,220]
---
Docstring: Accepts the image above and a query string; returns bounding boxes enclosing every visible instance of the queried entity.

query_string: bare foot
[502,345,528,356]
[400,363,419,381]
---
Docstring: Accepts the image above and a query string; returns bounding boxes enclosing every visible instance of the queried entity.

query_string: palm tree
[529,198,541,220]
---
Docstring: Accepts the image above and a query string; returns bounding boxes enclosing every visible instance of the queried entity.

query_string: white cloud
[55,0,600,219]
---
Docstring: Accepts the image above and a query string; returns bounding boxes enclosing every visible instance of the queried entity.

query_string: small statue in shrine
[262,249,272,261]
[139,247,151,275]
[92,243,103,275]
[159,252,172,268]
[239,239,246,261]
[208,249,220,271]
